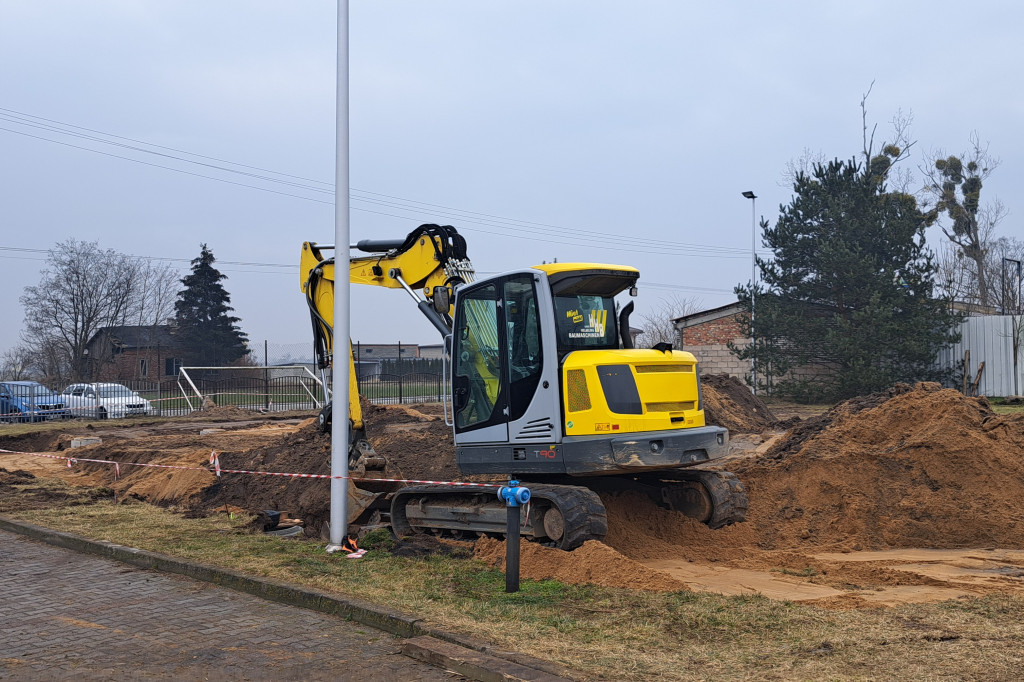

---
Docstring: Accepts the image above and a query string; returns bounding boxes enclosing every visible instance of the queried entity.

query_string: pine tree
[733,157,961,402]
[173,244,249,366]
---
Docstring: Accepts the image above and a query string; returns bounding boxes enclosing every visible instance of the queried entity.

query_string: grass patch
[989,399,1024,416]
[773,566,821,577]
[7,491,1024,680]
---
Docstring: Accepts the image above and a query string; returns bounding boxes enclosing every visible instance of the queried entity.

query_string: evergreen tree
[733,157,961,402]
[173,244,249,366]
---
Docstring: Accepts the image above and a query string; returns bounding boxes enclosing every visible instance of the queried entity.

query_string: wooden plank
[963,349,970,394]
[971,361,986,396]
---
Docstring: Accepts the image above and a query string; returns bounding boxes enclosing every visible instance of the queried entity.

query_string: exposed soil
[4,380,1024,606]
[474,536,688,592]
[733,382,1024,551]
[700,373,784,433]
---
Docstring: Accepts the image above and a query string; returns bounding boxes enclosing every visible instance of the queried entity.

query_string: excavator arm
[300,223,475,434]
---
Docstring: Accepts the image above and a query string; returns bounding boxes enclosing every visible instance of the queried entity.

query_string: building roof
[672,301,746,326]
[86,325,178,349]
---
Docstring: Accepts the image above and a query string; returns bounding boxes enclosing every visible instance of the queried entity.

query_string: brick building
[673,302,751,382]
[84,325,185,382]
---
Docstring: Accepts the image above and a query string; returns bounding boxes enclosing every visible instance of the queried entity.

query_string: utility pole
[326,0,350,554]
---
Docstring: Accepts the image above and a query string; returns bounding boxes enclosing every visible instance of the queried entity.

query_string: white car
[61,383,153,419]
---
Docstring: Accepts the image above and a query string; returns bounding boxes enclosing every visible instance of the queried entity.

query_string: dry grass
[990,400,1024,416]
[7,490,1024,681]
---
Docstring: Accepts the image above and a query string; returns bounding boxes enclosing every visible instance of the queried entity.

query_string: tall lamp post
[742,191,757,395]
[327,0,351,554]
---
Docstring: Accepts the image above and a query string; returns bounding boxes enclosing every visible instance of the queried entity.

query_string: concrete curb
[0,517,580,681]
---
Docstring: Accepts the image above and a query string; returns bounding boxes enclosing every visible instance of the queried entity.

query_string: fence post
[264,340,270,411]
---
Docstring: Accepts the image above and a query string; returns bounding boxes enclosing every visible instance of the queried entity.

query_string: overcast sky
[2,1,1022,360]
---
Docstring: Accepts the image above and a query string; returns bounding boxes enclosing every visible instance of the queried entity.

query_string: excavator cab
[450,263,727,476]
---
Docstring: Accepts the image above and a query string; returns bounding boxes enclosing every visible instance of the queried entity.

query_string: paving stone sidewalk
[0,530,465,681]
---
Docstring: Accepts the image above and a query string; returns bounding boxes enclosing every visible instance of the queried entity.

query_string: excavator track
[641,469,748,528]
[390,483,607,551]
[581,469,747,529]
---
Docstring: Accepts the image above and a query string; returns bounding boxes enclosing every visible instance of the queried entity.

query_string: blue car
[0,381,72,423]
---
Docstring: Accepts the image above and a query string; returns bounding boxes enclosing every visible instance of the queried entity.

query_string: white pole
[327,0,350,553]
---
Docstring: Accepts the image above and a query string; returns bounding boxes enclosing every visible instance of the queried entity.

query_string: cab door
[451,280,508,444]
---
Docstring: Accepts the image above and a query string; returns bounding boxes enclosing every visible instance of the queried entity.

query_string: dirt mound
[361,402,460,482]
[200,422,335,534]
[195,405,265,420]
[72,431,222,506]
[0,467,36,485]
[198,402,460,536]
[0,431,66,455]
[474,536,687,592]
[761,382,939,461]
[599,489,758,561]
[733,383,1024,550]
[701,374,780,433]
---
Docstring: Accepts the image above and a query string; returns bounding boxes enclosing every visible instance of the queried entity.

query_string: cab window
[553,294,618,351]
[453,283,501,430]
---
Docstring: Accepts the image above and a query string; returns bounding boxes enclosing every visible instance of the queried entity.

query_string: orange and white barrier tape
[0,447,501,488]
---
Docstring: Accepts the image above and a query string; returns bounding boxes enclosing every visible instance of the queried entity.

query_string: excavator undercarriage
[388,471,747,550]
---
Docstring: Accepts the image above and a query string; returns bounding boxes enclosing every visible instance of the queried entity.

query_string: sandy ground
[3,380,1024,608]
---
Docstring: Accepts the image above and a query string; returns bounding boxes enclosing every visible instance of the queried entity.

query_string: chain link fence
[1,341,444,425]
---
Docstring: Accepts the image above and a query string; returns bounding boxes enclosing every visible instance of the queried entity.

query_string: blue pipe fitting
[498,480,531,507]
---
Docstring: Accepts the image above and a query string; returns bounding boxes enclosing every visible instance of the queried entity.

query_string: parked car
[61,383,153,419]
[0,381,72,422]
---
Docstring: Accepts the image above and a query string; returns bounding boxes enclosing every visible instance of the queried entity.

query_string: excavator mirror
[629,286,638,297]
[431,286,451,314]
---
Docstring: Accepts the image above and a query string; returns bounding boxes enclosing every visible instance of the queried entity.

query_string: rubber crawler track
[390,483,608,550]
[655,470,749,528]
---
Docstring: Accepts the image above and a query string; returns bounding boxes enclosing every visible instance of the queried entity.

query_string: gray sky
[2,1,1022,359]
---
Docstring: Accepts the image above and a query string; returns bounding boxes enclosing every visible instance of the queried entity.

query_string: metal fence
[356,372,444,405]
[0,381,72,422]
[165,375,328,415]
[1,372,443,424]
[937,314,1024,397]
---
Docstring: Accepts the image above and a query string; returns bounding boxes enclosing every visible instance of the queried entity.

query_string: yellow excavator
[301,223,746,549]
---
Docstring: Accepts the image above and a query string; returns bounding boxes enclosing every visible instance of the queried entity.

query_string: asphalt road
[0,530,465,681]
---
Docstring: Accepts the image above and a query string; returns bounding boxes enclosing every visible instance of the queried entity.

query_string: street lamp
[742,191,757,395]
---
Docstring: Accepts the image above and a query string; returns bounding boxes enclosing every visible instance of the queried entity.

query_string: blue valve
[498,480,531,507]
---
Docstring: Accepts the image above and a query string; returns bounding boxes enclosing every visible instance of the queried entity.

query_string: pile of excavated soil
[195,405,258,419]
[732,382,1024,550]
[598,489,757,562]
[470,382,1024,595]
[360,402,460,482]
[701,374,781,433]
[199,401,459,536]
[199,421,336,534]
[474,536,687,592]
